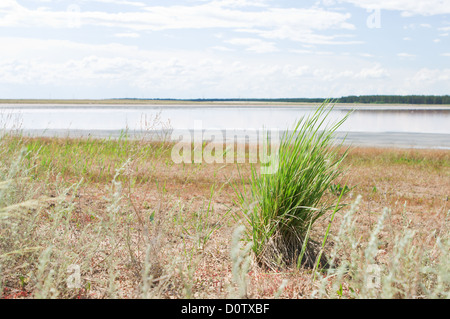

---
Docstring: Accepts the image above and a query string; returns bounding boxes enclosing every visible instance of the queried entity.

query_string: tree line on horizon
[336,95,450,104]
[126,95,450,104]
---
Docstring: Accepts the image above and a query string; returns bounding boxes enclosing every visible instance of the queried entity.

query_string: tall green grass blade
[236,101,350,269]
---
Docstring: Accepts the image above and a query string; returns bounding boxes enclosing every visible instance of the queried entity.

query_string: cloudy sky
[0,0,449,99]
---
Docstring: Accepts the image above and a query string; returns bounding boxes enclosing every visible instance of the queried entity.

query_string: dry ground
[1,143,449,299]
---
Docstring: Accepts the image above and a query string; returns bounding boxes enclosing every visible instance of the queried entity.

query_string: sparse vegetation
[0,114,448,299]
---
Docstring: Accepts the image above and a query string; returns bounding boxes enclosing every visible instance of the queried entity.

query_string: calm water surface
[1,104,449,149]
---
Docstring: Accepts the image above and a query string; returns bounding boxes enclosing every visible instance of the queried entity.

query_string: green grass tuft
[236,102,350,270]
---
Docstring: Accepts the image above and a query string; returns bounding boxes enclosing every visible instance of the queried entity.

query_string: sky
[0,0,449,99]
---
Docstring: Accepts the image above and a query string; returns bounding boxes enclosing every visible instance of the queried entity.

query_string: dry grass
[0,134,448,299]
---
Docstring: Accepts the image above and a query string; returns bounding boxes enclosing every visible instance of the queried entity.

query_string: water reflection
[1,104,449,149]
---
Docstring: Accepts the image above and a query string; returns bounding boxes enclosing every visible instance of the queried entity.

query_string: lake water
[1,104,449,149]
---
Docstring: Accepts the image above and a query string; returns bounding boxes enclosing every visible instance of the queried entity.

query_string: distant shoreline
[13,129,450,150]
[1,98,450,105]
[1,99,450,110]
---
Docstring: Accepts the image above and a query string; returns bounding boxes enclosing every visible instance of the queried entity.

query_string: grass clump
[236,102,350,270]
[314,196,449,299]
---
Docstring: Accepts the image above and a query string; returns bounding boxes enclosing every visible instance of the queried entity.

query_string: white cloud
[0,1,355,45]
[202,0,270,8]
[114,32,140,38]
[397,53,416,58]
[210,46,235,52]
[0,37,143,62]
[409,68,450,83]
[357,64,390,78]
[282,65,310,77]
[403,23,435,30]
[338,0,450,16]
[359,53,375,58]
[225,38,278,53]
[310,63,389,81]
[0,37,399,98]
[242,27,361,45]
[1,2,449,98]
[83,0,146,6]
